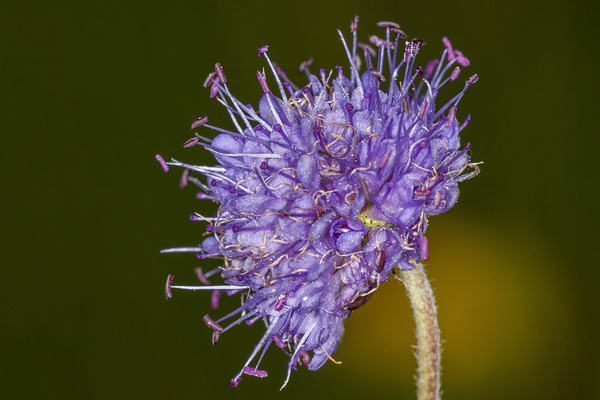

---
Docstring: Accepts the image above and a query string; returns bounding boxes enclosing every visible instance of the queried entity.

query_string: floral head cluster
[158,16,479,389]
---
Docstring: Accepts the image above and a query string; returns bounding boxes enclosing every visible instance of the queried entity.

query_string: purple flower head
[159,17,479,389]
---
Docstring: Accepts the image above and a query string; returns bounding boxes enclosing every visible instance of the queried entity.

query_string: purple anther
[358,42,377,58]
[368,68,386,83]
[467,74,479,85]
[211,179,217,186]
[195,267,211,285]
[391,28,407,39]
[448,106,457,127]
[274,294,286,312]
[286,249,295,258]
[165,274,174,299]
[287,290,296,298]
[271,334,285,348]
[232,225,239,233]
[454,50,470,67]
[419,235,429,260]
[376,21,400,29]
[215,62,227,84]
[210,83,219,99]
[350,15,359,32]
[450,67,461,82]
[203,314,224,332]
[182,137,199,148]
[298,57,313,73]
[243,367,268,378]
[442,37,455,60]
[424,59,439,80]
[257,45,269,57]
[369,35,388,48]
[259,162,268,170]
[299,350,311,367]
[256,70,270,93]
[211,289,221,309]
[206,225,214,233]
[418,99,429,120]
[273,123,282,132]
[416,64,423,77]
[231,375,242,388]
[212,331,220,345]
[155,154,169,173]
[345,103,354,112]
[180,169,189,188]
[191,116,208,130]
[203,71,218,88]
[228,186,236,194]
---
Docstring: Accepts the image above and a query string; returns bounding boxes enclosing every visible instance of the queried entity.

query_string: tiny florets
[159,16,479,389]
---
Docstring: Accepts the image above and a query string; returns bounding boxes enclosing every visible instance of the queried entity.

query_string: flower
[158,16,479,389]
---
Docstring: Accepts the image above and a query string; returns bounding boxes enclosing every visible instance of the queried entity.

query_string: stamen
[391,27,407,39]
[181,137,199,148]
[450,66,461,82]
[179,169,189,188]
[215,62,227,84]
[203,314,224,332]
[211,290,221,309]
[419,235,429,260]
[203,71,217,88]
[191,116,209,130]
[257,69,270,94]
[243,366,268,378]
[271,334,286,348]
[155,154,169,173]
[442,37,455,60]
[257,45,269,57]
[377,21,400,29]
[165,274,174,299]
[454,50,470,67]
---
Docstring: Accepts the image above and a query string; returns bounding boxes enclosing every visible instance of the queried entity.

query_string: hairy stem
[400,263,442,400]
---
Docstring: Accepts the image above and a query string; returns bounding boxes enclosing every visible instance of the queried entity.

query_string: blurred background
[2,0,598,399]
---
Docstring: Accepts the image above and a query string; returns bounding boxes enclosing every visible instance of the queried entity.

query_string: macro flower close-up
[158,16,479,391]
[6,1,600,400]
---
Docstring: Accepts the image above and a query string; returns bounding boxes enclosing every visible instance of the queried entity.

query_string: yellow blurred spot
[339,215,580,393]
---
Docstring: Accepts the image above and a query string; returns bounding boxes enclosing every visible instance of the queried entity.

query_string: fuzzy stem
[400,263,442,400]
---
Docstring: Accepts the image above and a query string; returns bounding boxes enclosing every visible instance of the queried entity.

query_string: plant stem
[400,263,442,400]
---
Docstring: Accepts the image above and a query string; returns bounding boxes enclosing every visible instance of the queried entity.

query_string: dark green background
[3,1,598,399]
